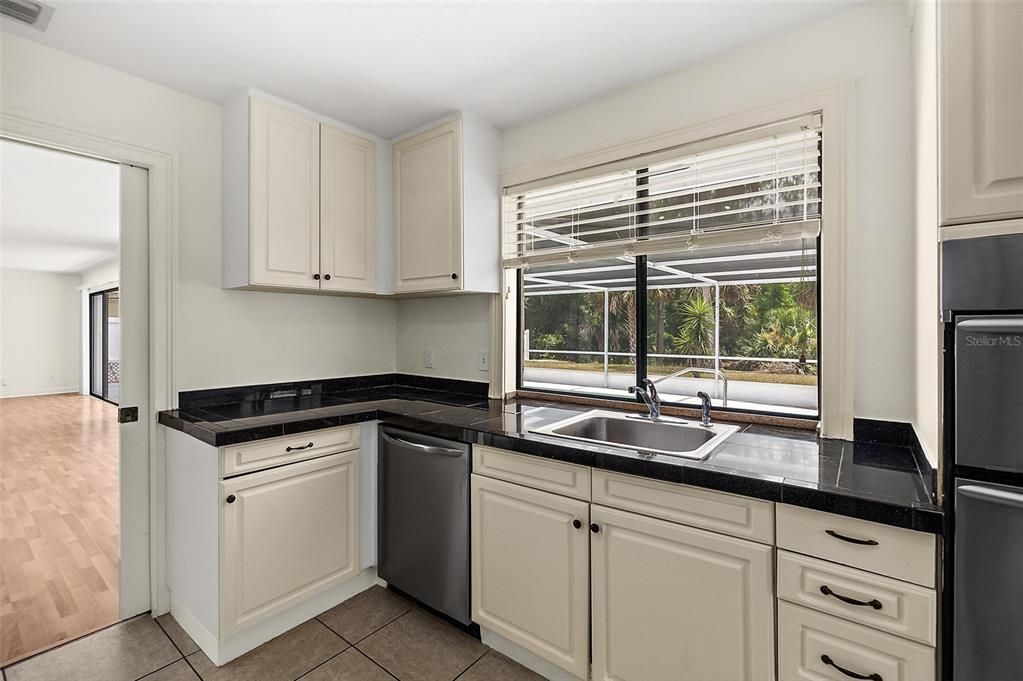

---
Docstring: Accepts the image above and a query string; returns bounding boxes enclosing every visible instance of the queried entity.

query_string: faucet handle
[696,391,712,427]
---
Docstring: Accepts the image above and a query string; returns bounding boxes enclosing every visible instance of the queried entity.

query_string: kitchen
[0,1,1021,680]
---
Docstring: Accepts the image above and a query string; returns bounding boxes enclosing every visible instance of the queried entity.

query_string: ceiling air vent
[0,0,54,30]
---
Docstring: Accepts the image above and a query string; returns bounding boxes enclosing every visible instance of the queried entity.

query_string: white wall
[911,1,941,467]
[396,295,493,381]
[500,2,915,423]
[0,268,81,397]
[81,257,119,289]
[1,33,398,396]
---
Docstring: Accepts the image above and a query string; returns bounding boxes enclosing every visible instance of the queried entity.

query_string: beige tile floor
[0,586,547,681]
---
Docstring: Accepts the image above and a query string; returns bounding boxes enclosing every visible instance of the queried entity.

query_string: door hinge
[118,406,139,424]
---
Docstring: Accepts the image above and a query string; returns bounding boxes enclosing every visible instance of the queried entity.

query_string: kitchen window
[508,115,821,418]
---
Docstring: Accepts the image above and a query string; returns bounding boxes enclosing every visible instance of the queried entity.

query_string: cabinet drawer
[472,446,590,501]
[777,551,937,646]
[776,505,936,587]
[220,425,359,477]
[778,602,935,681]
[592,470,774,544]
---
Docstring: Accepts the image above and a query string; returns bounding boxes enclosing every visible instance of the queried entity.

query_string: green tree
[671,293,715,361]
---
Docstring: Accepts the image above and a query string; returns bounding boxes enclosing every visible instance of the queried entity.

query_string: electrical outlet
[424,348,435,369]
[478,350,490,372]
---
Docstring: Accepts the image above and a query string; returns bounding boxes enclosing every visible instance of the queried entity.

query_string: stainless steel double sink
[532,409,738,460]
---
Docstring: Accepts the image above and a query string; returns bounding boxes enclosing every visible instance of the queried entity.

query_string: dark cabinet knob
[590,523,601,534]
[226,494,237,504]
[572,519,582,529]
[451,273,458,280]
[324,274,331,281]
[313,273,321,280]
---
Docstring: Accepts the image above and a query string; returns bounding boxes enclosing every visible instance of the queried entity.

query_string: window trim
[492,82,854,439]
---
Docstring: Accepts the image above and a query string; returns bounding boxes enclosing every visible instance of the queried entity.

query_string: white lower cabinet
[778,601,935,681]
[166,425,375,666]
[220,451,360,639]
[471,460,775,681]
[470,474,590,679]
[470,450,938,681]
[591,504,775,681]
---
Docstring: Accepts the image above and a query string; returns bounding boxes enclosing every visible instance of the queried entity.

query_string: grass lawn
[523,359,818,386]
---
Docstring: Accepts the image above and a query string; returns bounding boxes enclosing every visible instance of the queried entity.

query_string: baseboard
[170,567,378,666]
[480,627,585,681]
[0,388,80,399]
[169,593,220,659]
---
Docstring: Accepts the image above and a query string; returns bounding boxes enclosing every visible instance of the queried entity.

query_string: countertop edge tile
[158,392,942,534]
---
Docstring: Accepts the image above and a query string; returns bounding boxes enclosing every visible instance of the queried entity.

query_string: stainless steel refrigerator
[943,235,1023,681]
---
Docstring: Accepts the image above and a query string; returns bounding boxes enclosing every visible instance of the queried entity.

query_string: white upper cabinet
[320,125,376,292]
[246,98,321,289]
[223,93,378,293]
[224,94,500,296]
[939,0,1023,227]
[393,115,501,294]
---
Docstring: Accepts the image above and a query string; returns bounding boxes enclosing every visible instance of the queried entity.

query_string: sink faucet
[628,378,661,420]
[696,391,713,427]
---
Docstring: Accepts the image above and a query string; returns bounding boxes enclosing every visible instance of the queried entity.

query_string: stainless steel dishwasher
[378,426,471,624]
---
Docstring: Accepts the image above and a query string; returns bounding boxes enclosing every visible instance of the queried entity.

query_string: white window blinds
[503,114,822,268]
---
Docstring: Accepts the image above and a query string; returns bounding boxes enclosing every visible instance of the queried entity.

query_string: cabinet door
[939,0,1023,226]
[471,474,589,678]
[393,119,462,292]
[220,451,359,638]
[591,504,775,681]
[249,98,321,289]
[320,125,376,292]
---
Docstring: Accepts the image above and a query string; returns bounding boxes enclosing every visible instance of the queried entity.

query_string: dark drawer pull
[825,529,879,546]
[285,442,314,452]
[821,654,882,681]
[572,519,582,529]
[820,585,882,610]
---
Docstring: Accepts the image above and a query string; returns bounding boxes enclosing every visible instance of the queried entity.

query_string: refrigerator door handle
[956,318,1023,334]
[958,484,1023,508]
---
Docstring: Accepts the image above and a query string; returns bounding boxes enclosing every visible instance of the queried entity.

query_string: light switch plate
[478,350,489,371]
[424,348,435,369]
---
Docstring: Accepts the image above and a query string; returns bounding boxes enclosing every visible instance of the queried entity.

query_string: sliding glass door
[89,288,120,404]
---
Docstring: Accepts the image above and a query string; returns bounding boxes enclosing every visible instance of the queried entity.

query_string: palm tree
[671,293,715,364]
[608,290,637,364]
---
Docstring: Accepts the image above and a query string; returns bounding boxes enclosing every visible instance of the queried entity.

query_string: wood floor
[0,393,119,667]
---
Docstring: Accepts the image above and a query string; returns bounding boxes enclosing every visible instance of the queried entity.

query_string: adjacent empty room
[0,139,121,665]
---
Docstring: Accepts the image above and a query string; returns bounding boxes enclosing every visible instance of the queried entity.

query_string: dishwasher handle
[381,432,464,457]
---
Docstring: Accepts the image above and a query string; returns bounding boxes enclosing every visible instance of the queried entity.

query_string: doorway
[89,288,121,405]
[0,139,150,666]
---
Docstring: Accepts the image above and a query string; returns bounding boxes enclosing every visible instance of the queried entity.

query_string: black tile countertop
[159,380,942,534]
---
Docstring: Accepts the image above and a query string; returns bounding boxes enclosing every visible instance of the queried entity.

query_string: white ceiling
[2,1,863,139]
[0,140,119,274]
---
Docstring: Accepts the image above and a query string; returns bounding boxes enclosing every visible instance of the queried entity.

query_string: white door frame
[1,107,177,616]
